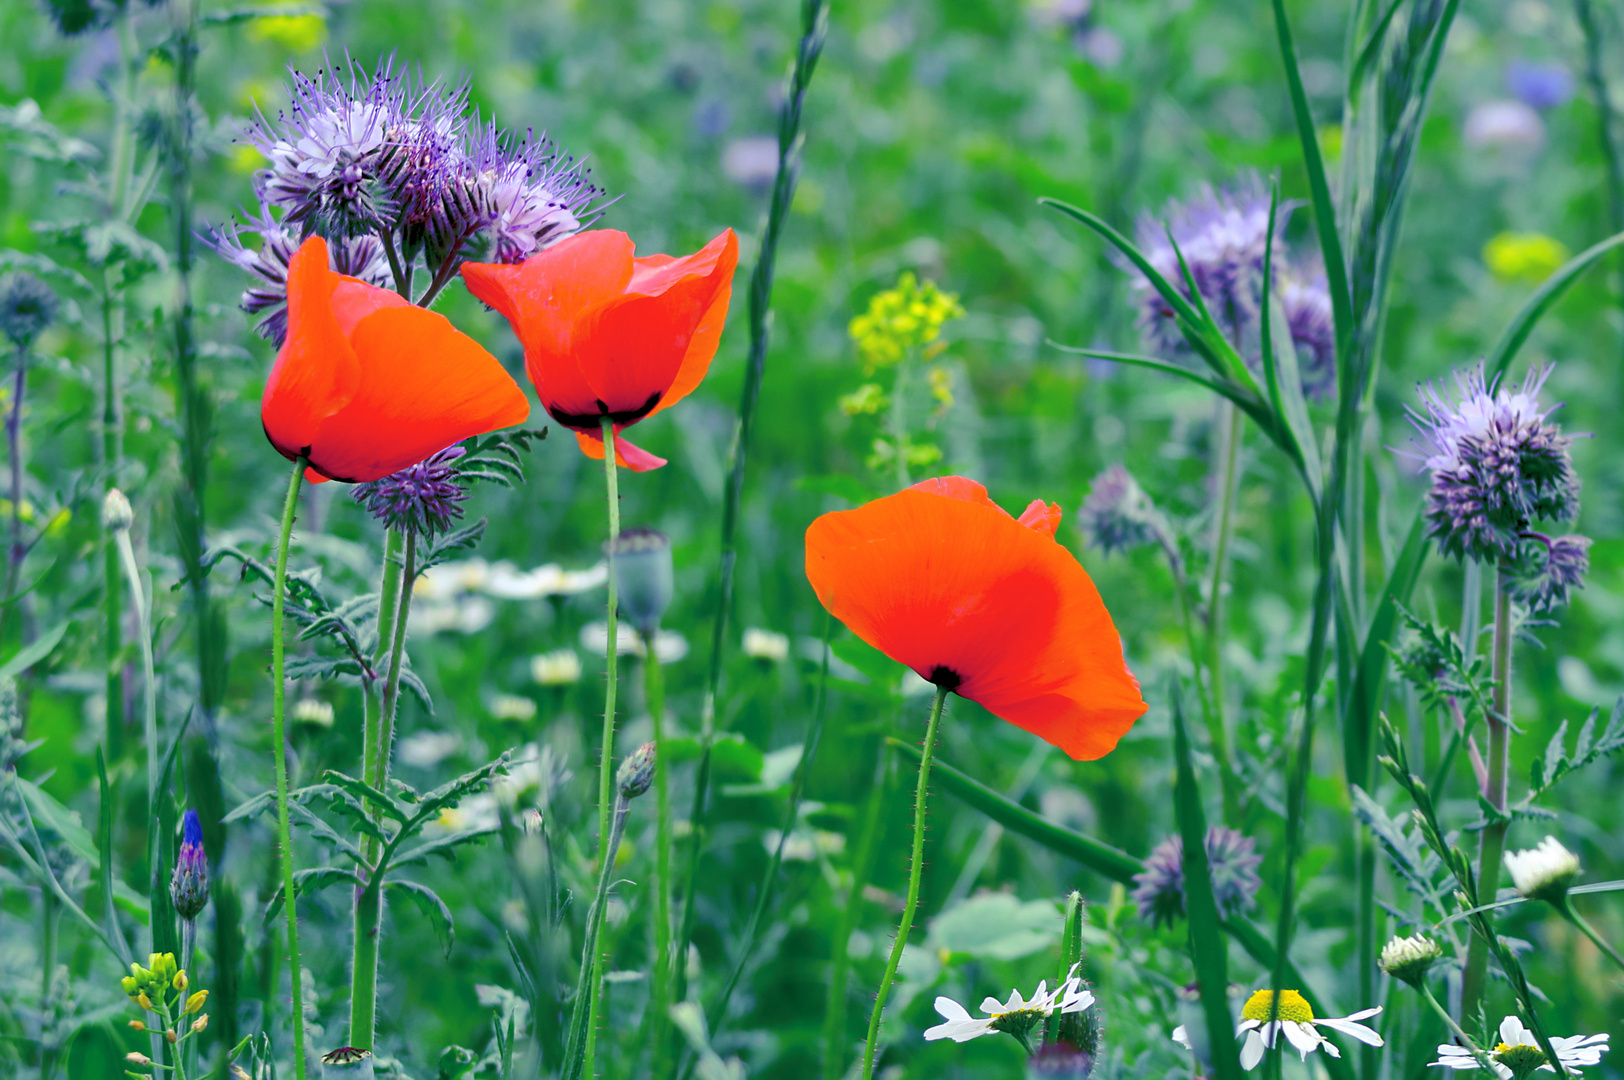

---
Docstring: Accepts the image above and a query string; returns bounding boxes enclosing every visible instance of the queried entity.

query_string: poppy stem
[646,640,673,1080]
[590,415,623,1078]
[860,683,949,1080]
[270,456,309,1080]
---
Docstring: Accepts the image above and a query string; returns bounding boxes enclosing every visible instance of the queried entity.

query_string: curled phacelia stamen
[1132,825,1263,928]
[351,444,470,536]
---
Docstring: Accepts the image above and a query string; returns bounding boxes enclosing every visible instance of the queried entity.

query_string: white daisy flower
[1504,836,1581,903]
[924,964,1094,1047]
[1173,989,1382,1070]
[1431,1015,1609,1078]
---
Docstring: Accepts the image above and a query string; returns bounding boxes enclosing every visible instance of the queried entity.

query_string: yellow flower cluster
[848,272,964,372]
[1483,232,1568,285]
[121,953,211,1053]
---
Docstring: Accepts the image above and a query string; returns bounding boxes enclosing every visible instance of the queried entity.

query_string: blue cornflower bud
[0,272,58,349]
[171,810,210,921]
[351,445,470,537]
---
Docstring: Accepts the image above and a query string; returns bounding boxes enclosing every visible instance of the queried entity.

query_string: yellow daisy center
[1241,989,1314,1024]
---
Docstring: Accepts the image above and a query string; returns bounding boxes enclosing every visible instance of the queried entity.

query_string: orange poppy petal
[330,276,411,337]
[627,227,736,296]
[304,304,530,482]
[262,236,361,460]
[580,272,722,415]
[1017,499,1063,537]
[573,429,669,472]
[648,230,739,419]
[805,481,1145,760]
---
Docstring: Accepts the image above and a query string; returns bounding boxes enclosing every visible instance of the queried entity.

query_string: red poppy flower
[805,476,1147,760]
[263,236,530,483]
[461,228,739,472]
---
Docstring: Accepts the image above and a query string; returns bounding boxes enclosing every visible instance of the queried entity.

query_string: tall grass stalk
[859,684,949,1080]
[269,458,309,1080]
[674,0,827,1018]
[1573,0,1624,368]
[1460,571,1513,1020]
[1205,398,1241,819]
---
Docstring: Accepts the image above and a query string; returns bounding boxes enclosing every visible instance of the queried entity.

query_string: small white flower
[531,649,583,686]
[1204,990,1384,1071]
[398,731,459,767]
[1431,1015,1609,1078]
[580,622,689,663]
[1504,836,1581,901]
[490,693,537,722]
[1379,934,1444,985]
[291,698,335,727]
[923,964,1094,1044]
[741,628,790,662]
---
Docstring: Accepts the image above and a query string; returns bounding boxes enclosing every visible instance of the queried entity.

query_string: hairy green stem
[114,526,157,809]
[563,786,634,1080]
[860,684,949,1080]
[270,458,309,1080]
[648,646,673,1080]
[1204,402,1242,823]
[824,746,890,1080]
[375,532,417,802]
[589,416,622,1079]
[1461,569,1512,1021]
[101,269,124,759]
[1417,981,1496,1071]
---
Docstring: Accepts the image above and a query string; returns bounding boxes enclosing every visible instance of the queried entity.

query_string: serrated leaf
[390,827,497,870]
[322,771,409,824]
[222,789,276,824]
[1352,786,1443,903]
[387,879,456,956]
[264,867,359,925]
[14,776,97,863]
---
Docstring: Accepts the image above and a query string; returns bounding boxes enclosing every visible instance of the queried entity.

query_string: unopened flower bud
[127,1051,154,1065]
[102,489,134,532]
[0,272,57,348]
[121,975,139,996]
[1378,934,1442,986]
[185,990,208,1014]
[519,808,544,836]
[128,1019,147,1032]
[608,529,673,639]
[1505,836,1581,904]
[166,1029,178,1043]
[191,1014,209,1033]
[171,809,210,920]
[617,741,657,799]
[173,969,188,992]
[137,993,152,1011]
[232,1065,252,1080]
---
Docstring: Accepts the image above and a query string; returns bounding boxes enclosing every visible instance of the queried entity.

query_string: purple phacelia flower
[1079,464,1162,556]
[1278,262,1336,400]
[1506,60,1575,111]
[452,121,603,264]
[1407,363,1580,564]
[1507,532,1591,611]
[170,809,209,921]
[1132,825,1263,928]
[352,444,470,536]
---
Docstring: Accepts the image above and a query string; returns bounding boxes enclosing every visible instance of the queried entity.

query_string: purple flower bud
[1506,60,1575,111]
[1079,464,1161,556]
[1132,825,1262,928]
[1507,533,1591,611]
[170,809,209,921]
[351,445,470,536]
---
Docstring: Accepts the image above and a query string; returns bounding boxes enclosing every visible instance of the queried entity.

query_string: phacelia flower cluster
[0,271,58,349]
[1407,364,1587,597]
[1079,464,1164,557]
[1132,177,1335,398]
[351,444,471,536]
[212,57,603,344]
[1132,824,1263,928]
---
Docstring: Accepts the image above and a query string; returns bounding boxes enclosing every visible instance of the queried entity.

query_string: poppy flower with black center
[262,235,530,483]
[805,477,1146,760]
[461,228,738,471]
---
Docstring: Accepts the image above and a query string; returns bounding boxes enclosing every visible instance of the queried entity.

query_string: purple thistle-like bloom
[170,809,209,921]
[1132,825,1263,928]
[1079,464,1161,556]
[352,445,470,536]
[1278,262,1337,399]
[209,205,392,345]
[1506,60,1575,111]
[453,121,603,264]
[1407,363,1580,564]
[1508,533,1591,611]
[1133,177,1282,358]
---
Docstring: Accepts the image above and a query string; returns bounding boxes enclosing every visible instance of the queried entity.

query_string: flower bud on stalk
[101,489,134,533]
[171,810,210,920]
[617,741,657,800]
[1378,934,1443,986]
[608,529,673,640]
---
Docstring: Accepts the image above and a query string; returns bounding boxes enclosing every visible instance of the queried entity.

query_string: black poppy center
[927,665,962,690]
[548,391,663,431]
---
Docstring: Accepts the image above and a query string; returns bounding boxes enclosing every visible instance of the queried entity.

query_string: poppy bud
[608,528,673,639]
[616,741,657,800]
[101,489,134,532]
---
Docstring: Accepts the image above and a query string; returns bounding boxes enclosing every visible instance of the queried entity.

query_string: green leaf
[928,893,1060,961]
[222,789,276,825]
[1171,689,1244,1080]
[14,777,97,864]
[1348,0,1407,94]
[390,827,497,870]
[1344,512,1428,787]
[1486,229,1624,382]
[388,879,456,957]
[321,770,410,824]
[96,748,132,963]
[264,867,360,925]
[0,619,68,680]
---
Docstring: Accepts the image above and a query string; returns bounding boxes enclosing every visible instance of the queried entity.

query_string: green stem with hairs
[1417,981,1497,1072]
[114,523,156,810]
[589,415,622,1079]
[1205,399,1242,818]
[1557,899,1624,972]
[270,458,309,1080]
[647,644,673,1080]
[100,269,124,759]
[859,684,949,1080]
[1461,567,1512,1021]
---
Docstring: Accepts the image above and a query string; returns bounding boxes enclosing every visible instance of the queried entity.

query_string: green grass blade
[1486,229,1624,381]
[1270,0,1354,362]
[1348,0,1404,95]
[1344,512,1427,788]
[96,746,132,965]
[1171,689,1244,1080]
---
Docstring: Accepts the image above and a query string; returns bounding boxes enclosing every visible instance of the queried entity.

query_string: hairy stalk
[675,0,827,1015]
[589,415,622,1079]
[562,783,635,1080]
[823,745,891,1080]
[5,341,28,638]
[1573,0,1624,371]
[40,889,57,1080]
[113,522,157,809]
[1560,902,1624,971]
[1417,981,1497,1071]
[1206,400,1242,822]
[363,529,405,801]
[1461,570,1512,1020]
[860,684,949,1080]
[375,532,416,801]
[647,645,673,1080]
[270,458,309,1080]
[100,270,124,758]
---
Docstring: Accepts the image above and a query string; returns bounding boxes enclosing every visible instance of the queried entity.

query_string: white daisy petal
[1240,1028,1266,1071]
[1318,1016,1386,1047]
[1171,1025,1191,1050]
[1283,1021,1323,1059]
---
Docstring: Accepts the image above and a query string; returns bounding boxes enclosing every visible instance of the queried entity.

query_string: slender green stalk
[1573,0,1624,370]
[100,269,124,760]
[1417,981,1497,1072]
[40,890,58,1080]
[859,685,949,1080]
[647,645,673,1080]
[824,745,890,1080]
[5,342,28,634]
[1460,569,1512,1021]
[676,0,827,1011]
[589,416,623,1080]
[1560,902,1624,971]
[114,525,157,809]
[1205,401,1242,822]
[375,532,417,798]
[269,458,309,1080]
[562,784,635,1080]
[363,529,405,800]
